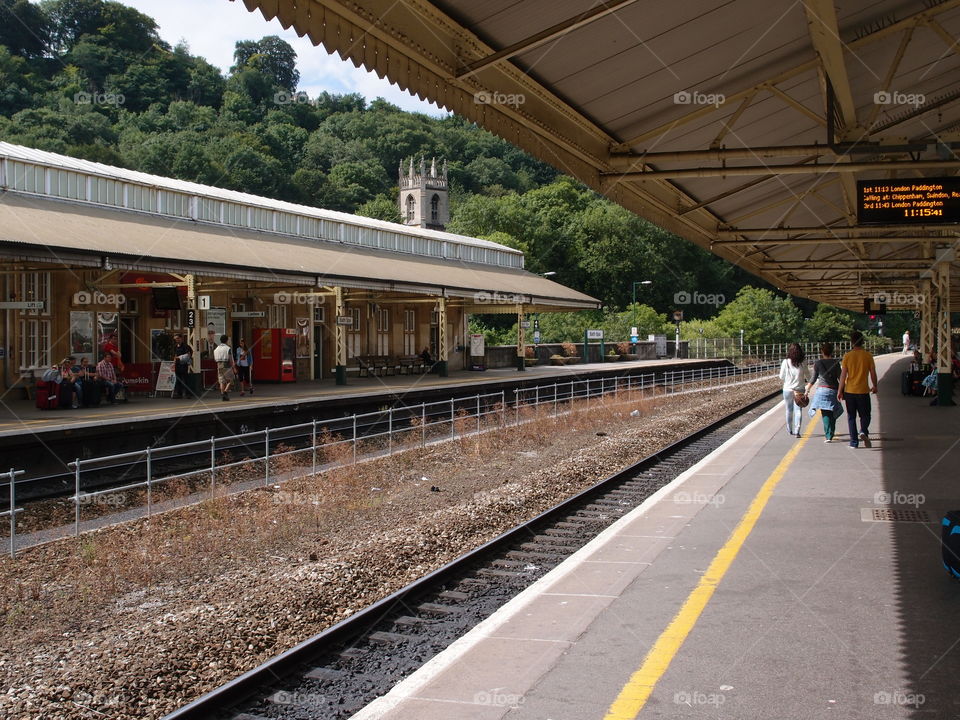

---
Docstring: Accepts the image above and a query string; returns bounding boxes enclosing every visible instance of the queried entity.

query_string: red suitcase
[35,380,59,410]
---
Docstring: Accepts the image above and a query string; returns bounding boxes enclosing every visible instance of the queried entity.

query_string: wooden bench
[397,355,425,375]
[357,355,394,377]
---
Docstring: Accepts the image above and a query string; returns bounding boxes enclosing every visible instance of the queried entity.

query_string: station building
[0,142,598,393]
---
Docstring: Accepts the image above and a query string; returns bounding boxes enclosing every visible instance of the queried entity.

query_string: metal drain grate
[861,507,933,523]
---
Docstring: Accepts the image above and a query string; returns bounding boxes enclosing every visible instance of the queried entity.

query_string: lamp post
[631,280,653,351]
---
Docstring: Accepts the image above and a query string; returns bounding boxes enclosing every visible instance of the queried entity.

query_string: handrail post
[352,415,357,465]
[476,394,481,435]
[450,398,455,441]
[264,427,271,485]
[210,436,216,491]
[312,419,317,476]
[74,458,80,537]
[8,469,15,559]
[421,403,426,447]
[146,447,152,518]
[388,407,393,456]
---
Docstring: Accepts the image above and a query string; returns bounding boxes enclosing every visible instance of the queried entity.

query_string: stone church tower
[399,157,449,231]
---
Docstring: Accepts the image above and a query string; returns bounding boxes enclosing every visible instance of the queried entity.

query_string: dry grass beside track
[0,379,778,720]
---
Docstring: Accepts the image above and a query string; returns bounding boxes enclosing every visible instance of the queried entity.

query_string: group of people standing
[171,333,253,401]
[778,331,878,448]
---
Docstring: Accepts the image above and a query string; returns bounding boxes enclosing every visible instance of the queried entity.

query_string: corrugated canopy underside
[239,0,960,309]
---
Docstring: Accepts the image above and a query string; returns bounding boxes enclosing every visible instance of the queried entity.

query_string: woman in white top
[778,343,808,437]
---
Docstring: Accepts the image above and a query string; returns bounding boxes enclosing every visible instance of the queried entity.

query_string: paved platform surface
[351,353,960,720]
[0,357,718,435]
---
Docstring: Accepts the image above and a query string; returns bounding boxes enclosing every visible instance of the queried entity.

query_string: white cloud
[119,0,446,115]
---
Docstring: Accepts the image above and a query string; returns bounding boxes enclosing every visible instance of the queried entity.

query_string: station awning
[238,0,960,310]
[0,192,599,312]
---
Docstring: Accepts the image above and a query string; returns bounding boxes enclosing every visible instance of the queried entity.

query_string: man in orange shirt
[838,331,878,448]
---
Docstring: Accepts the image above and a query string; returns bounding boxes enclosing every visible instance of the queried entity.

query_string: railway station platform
[0,356,720,435]
[352,353,960,720]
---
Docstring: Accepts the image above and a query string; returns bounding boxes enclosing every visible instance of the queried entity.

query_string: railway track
[162,389,779,720]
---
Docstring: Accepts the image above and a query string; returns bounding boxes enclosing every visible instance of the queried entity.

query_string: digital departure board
[857,178,960,225]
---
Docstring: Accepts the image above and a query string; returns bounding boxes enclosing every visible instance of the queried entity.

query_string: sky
[117,0,446,116]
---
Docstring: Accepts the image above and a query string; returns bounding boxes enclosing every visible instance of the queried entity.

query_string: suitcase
[942,511,960,580]
[34,380,59,410]
[81,380,101,407]
[901,371,926,396]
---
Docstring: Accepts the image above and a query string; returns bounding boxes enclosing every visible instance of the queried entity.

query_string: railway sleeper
[368,631,411,646]
[417,602,458,616]
[506,549,567,562]
[475,567,521,578]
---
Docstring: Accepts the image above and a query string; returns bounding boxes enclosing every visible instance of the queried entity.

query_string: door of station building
[119,316,136,363]
[313,326,323,379]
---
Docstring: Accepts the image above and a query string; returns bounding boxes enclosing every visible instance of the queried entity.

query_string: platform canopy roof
[239,0,960,310]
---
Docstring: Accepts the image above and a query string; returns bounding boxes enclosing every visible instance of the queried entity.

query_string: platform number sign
[186,308,196,328]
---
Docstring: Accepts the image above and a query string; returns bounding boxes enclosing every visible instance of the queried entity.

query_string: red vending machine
[251,328,297,382]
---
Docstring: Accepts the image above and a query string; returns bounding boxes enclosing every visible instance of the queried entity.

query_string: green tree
[714,287,803,344]
[231,36,299,93]
[356,195,402,223]
[802,303,856,341]
[0,0,50,58]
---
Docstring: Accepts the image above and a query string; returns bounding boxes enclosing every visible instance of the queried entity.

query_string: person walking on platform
[778,343,808,437]
[235,338,253,396]
[838,331,878,448]
[172,333,193,399]
[213,334,236,401]
[902,329,912,355]
[805,343,843,443]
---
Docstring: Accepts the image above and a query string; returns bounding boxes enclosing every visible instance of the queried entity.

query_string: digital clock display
[857,178,960,225]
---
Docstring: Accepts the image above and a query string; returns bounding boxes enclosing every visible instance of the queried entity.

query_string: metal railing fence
[2,363,777,555]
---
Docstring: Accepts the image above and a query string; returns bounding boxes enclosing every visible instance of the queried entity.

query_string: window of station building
[430,194,439,224]
[405,194,415,222]
[196,197,220,222]
[375,306,390,355]
[127,184,156,213]
[86,176,117,205]
[49,169,85,200]
[19,317,50,370]
[18,272,50,317]
[313,305,325,324]
[222,202,244,226]
[10,161,44,194]
[164,309,183,330]
[347,307,361,358]
[268,304,287,329]
[159,191,190,218]
[403,309,416,355]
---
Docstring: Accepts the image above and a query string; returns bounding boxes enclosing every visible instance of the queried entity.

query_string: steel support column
[921,278,935,361]
[935,263,954,405]
[436,297,448,377]
[334,286,347,385]
[516,304,525,371]
[185,274,198,375]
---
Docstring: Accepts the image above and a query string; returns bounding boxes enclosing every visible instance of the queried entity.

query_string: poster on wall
[97,312,119,360]
[296,318,310,358]
[205,307,227,354]
[70,311,95,363]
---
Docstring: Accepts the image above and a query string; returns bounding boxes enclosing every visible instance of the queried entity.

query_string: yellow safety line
[603,419,814,719]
